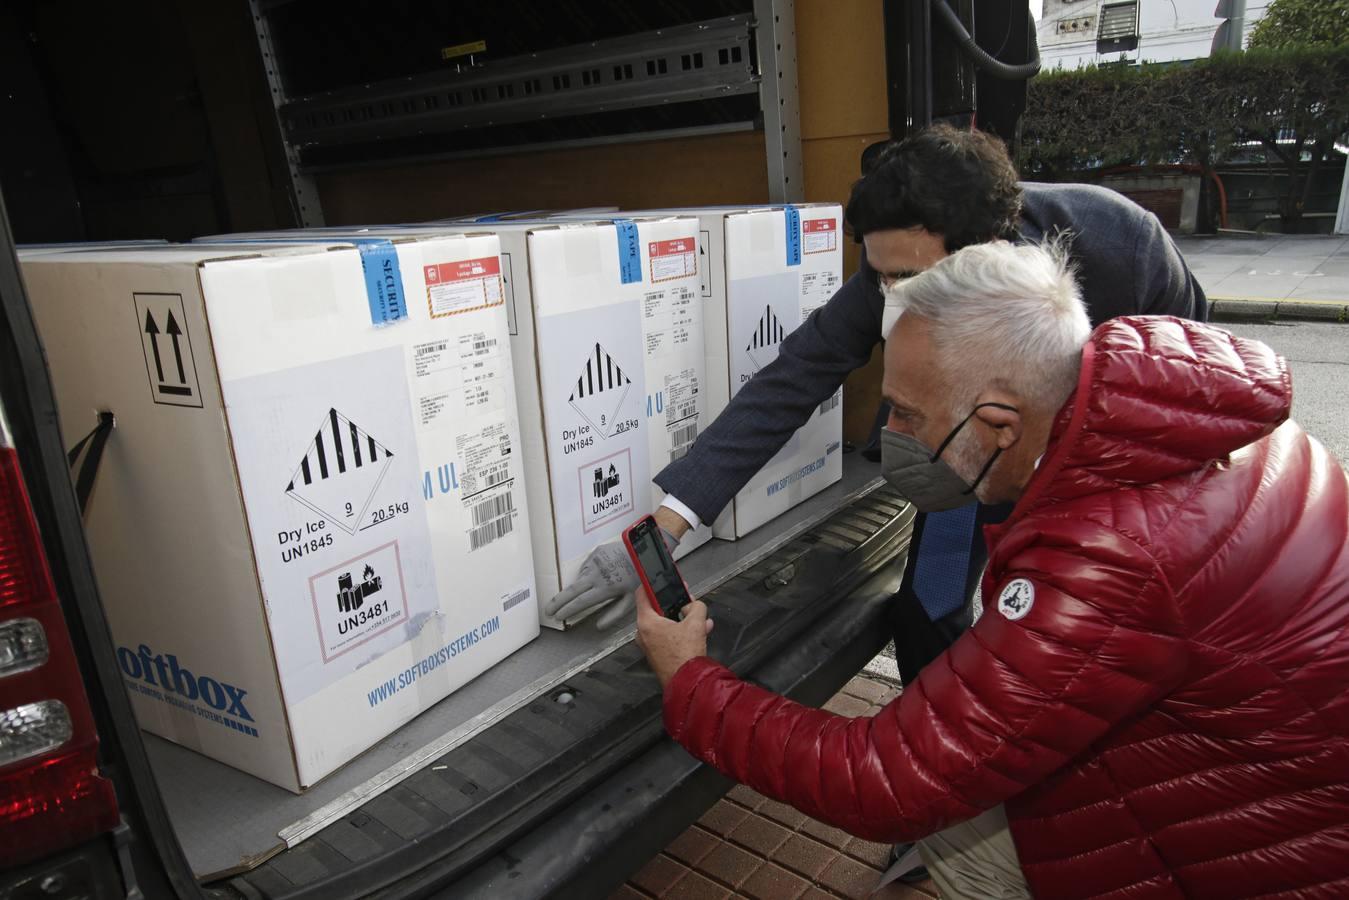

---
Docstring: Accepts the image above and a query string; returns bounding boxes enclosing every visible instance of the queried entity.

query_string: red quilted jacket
[664,317,1349,898]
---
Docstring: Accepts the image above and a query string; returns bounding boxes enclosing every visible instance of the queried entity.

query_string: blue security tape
[614,219,642,284]
[354,240,407,325]
[785,205,802,267]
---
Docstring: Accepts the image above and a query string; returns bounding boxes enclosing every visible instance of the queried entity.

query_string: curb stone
[1208,297,1349,324]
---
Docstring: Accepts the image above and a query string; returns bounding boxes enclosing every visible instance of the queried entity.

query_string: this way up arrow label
[135,293,202,408]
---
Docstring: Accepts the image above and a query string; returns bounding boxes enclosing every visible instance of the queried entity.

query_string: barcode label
[503,588,531,612]
[669,445,690,463]
[669,401,696,423]
[469,515,515,550]
[471,491,515,527]
[670,422,698,448]
[819,392,841,415]
[485,468,511,488]
[474,338,498,352]
[417,342,448,357]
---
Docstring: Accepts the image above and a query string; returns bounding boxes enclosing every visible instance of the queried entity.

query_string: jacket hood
[1023,317,1291,508]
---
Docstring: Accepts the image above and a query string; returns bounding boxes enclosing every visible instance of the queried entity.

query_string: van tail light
[0,443,119,866]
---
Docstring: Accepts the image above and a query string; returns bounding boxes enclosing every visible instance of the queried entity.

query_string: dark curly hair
[845,125,1023,252]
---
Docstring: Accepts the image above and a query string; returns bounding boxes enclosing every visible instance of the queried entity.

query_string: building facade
[1036,0,1271,69]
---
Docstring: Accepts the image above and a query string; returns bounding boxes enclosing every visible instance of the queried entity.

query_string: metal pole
[755,0,805,203]
[1224,0,1247,51]
[1213,0,1248,53]
[1335,163,1349,235]
[882,0,933,138]
[248,0,326,227]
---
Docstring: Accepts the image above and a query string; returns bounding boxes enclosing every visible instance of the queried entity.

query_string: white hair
[885,239,1091,414]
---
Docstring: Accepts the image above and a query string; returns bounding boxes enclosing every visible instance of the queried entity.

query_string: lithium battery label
[803,218,838,254]
[307,541,409,663]
[579,447,634,533]
[424,256,503,318]
[649,238,697,284]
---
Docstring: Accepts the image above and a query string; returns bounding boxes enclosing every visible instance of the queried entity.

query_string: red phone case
[622,515,689,617]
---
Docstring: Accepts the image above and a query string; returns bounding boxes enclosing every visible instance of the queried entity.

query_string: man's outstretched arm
[661,520,1188,842]
[655,267,883,527]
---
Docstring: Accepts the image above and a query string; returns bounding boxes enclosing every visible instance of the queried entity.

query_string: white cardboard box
[20,236,539,791]
[561,206,845,538]
[491,218,712,626]
[199,220,710,628]
[456,218,710,627]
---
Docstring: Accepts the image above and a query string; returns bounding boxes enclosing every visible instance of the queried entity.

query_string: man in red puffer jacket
[636,240,1349,899]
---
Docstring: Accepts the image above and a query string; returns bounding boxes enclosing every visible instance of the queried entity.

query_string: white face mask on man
[881,296,905,341]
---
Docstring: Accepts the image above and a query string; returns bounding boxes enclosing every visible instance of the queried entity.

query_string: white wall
[1036,0,1271,70]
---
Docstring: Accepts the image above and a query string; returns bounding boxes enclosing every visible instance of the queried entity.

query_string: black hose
[930,0,1042,81]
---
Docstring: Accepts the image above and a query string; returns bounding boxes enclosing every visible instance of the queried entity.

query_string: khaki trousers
[917,805,1030,899]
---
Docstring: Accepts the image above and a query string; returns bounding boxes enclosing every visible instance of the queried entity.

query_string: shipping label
[649,238,697,284]
[661,368,700,463]
[424,256,504,318]
[801,269,842,321]
[411,329,506,429]
[802,218,839,254]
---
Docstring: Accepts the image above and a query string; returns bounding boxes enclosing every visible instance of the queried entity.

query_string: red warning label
[803,218,838,254]
[649,238,697,284]
[424,256,503,318]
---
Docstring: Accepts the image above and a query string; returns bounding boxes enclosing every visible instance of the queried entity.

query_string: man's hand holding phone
[635,587,714,689]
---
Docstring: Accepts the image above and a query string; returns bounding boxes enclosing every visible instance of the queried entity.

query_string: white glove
[544,527,681,629]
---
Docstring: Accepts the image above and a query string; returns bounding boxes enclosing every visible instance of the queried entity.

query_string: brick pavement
[614,676,939,900]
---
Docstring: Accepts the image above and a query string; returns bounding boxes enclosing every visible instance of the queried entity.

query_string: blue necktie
[912,504,978,621]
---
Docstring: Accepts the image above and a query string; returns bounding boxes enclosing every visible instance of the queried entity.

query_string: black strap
[66,412,115,514]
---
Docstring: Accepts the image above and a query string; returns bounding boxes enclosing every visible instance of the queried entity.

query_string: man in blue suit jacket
[546,124,1206,682]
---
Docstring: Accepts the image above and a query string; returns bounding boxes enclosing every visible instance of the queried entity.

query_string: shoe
[888,841,930,884]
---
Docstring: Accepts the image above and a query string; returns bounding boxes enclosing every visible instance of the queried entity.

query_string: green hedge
[1018,47,1349,218]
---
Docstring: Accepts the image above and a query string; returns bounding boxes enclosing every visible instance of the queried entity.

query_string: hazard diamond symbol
[285,408,394,534]
[569,342,632,438]
[746,303,787,372]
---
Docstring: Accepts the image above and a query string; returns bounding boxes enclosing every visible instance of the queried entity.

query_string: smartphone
[622,515,693,620]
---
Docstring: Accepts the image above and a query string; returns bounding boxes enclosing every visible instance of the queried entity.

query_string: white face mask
[880,276,915,340]
[881,295,905,341]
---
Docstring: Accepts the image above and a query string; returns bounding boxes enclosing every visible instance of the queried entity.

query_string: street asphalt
[1225,322,1348,466]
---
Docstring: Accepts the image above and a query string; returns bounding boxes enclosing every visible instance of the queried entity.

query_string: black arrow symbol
[143,310,165,382]
[165,310,187,383]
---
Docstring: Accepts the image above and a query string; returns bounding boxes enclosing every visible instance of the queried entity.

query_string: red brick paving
[616,676,939,900]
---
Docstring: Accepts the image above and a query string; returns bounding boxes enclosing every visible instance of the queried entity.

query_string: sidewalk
[1174,233,1349,322]
[612,676,936,900]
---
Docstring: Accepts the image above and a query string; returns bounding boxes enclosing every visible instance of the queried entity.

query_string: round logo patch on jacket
[997,579,1035,621]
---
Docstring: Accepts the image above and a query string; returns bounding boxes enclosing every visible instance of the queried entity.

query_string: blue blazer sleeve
[654,266,883,525]
[1133,209,1209,322]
